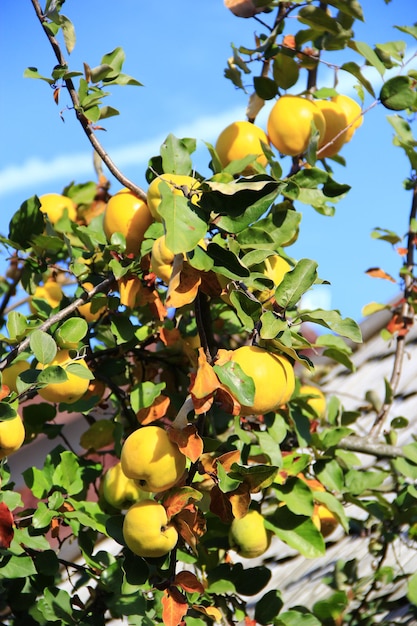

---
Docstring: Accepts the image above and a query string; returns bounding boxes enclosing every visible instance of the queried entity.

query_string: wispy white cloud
[0,106,245,198]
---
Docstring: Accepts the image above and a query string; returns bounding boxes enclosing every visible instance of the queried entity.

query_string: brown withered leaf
[209,484,233,524]
[174,504,206,553]
[161,587,188,626]
[229,484,251,520]
[162,487,203,520]
[137,394,171,425]
[365,267,396,283]
[175,571,205,595]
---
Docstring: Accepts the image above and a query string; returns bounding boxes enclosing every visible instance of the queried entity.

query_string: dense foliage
[0,1,417,624]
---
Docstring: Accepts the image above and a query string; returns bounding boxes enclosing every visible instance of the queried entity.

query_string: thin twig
[30,0,147,201]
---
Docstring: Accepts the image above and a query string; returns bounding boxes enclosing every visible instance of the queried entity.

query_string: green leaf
[273,53,300,90]
[23,67,54,85]
[160,133,194,175]
[159,184,207,254]
[395,25,417,41]
[341,62,376,97]
[275,610,320,626]
[100,47,125,74]
[60,14,76,55]
[30,588,73,624]
[274,259,318,310]
[0,555,37,578]
[254,589,283,625]
[380,75,416,111]
[344,469,389,495]
[265,507,325,558]
[235,566,271,596]
[274,477,314,516]
[213,360,255,407]
[6,311,28,342]
[407,571,417,605]
[229,463,278,492]
[66,362,94,380]
[37,365,68,386]
[29,330,57,365]
[260,311,288,340]
[130,381,166,412]
[90,63,114,83]
[254,76,278,100]
[298,309,362,343]
[256,431,283,467]
[55,318,88,349]
[207,243,250,279]
[326,0,364,21]
[0,403,18,421]
[217,462,242,493]
[52,451,84,495]
[349,40,386,76]
[314,458,345,492]
[8,196,45,249]
[23,465,54,499]
[298,6,340,34]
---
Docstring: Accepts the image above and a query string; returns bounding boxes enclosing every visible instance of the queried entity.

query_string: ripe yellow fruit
[315,99,349,158]
[331,94,363,142]
[30,281,63,314]
[102,461,144,509]
[0,415,25,460]
[37,350,91,404]
[251,254,291,303]
[229,510,272,558]
[39,193,77,223]
[123,499,178,558]
[77,283,107,323]
[215,121,269,173]
[299,384,326,419]
[121,425,187,493]
[2,361,30,393]
[228,345,295,415]
[147,174,201,222]
[267,95,326,156]
[150,236,175,284]
[103,188,153,255]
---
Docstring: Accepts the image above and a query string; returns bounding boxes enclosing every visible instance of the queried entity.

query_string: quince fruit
[121,425,186,493]
[229,510,272,558]
[123,499,178,558]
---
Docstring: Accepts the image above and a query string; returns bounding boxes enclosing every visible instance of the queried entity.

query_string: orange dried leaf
[282,34,296,49]
[216,385,242,416]
[160,327,182,347]
[189,349,221,399]
[175,571,205,595]
[162,486,203,520]
[192,605,222,622]
[170,424,204,463]
[216,450,241,473]
[174,506,205,553]
[396,247,408,256]
[365,267,396,283]
[161,587,188,626]
[137,394,171,425]
[166,262,202,308]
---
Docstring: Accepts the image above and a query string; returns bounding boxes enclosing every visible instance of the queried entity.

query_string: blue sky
[0,0,416,323]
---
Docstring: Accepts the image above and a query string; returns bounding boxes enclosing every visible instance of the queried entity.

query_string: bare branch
[338,434,405,459]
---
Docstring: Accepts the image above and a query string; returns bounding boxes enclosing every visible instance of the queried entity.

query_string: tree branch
[371,183,417,436]
[30,0,147,202]
[338,434,405,459]
[0,275,116,371]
